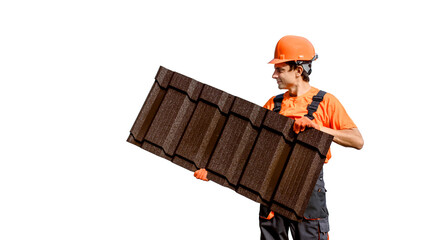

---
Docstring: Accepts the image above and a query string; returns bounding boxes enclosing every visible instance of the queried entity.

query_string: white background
[1,1,438,239]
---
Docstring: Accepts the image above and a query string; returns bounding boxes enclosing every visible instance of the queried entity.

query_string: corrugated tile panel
[127,66,333,221]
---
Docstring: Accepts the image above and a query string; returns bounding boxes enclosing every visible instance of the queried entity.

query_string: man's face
[272,63,301,90]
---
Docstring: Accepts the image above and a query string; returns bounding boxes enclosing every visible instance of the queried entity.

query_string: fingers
[201,170,208,181]
[293,120,300,134]
[293,124,306,134]
[293,118,305,134]
[194,168,209,181]
[300,123,307,132]
[194,169,201,179]
[293,117,318,134]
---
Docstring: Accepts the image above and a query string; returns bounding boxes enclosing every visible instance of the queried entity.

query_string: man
[195,35,364,240]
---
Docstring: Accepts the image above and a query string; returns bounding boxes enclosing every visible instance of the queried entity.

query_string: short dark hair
[286,61,310,82]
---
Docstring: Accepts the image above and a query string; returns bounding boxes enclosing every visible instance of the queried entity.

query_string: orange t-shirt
[263,87,357,163]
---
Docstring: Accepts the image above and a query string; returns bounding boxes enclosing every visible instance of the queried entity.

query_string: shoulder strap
[305,90,327,120]
[272,94,284,113]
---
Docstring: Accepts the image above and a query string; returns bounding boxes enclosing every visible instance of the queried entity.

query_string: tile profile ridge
[197,95,233,116]
[228,111,266,130]
[154,68,235,116]
[129,132,143,143]
[296,129,333,157]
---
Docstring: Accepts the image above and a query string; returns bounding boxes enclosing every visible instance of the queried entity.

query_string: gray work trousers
[259,170,329,240]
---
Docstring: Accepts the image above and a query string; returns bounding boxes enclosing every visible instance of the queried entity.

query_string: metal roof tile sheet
[127,66,333,221]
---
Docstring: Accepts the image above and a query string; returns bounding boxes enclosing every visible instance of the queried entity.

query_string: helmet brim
[268,58,290,64]
[268,55,318,64]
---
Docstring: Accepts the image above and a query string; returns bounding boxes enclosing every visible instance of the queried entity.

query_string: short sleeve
[324,94,357,130]
[263,96,276,110]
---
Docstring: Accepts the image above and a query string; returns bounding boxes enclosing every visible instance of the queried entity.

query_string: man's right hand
[194,168,209,181]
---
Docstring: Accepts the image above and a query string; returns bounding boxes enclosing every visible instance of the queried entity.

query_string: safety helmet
[268,35,318,64]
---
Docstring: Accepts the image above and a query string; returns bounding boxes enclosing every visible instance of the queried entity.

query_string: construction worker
[195,35,364,240]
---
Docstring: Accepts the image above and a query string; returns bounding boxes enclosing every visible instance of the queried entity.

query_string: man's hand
[194,168,209,181]
[293,117,320,134]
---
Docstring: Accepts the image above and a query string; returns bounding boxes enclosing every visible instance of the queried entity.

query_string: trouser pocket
[318,217,330,240]
[304,170,328,219]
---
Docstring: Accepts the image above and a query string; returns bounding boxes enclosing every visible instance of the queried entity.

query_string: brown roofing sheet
[127,66,333,221]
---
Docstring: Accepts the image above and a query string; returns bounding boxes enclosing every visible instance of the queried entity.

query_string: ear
[296,65,303,76]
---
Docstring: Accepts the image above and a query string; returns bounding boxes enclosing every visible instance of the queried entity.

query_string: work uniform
[259,87,357,240]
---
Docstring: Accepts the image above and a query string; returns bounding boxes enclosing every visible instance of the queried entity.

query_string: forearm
[320,127,364,150]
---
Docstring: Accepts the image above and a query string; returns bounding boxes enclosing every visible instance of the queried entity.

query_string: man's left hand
[293,117,320,134]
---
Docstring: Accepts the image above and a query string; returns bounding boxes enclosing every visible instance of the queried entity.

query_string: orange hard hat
[269,35,318,64]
